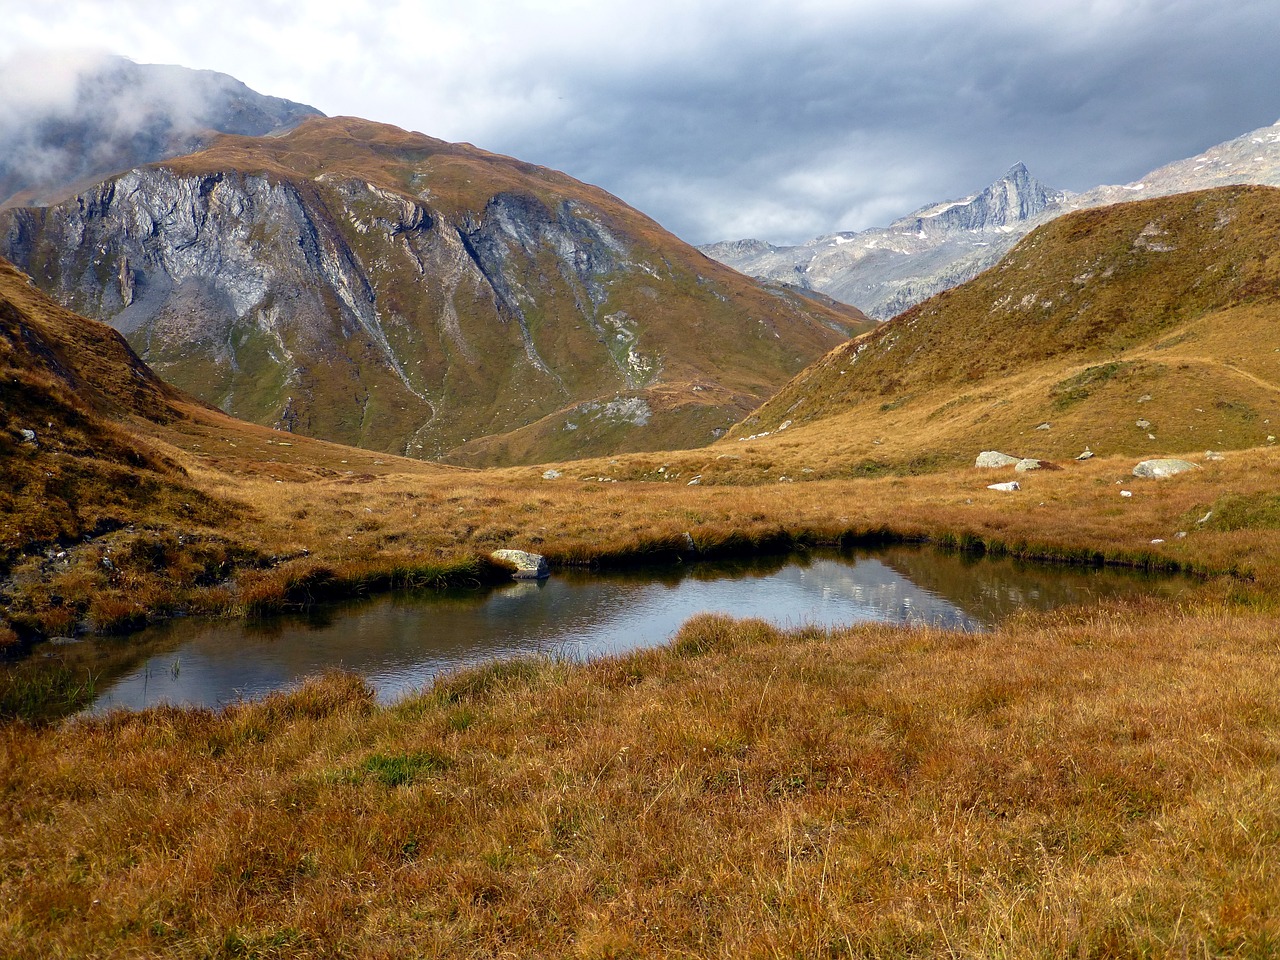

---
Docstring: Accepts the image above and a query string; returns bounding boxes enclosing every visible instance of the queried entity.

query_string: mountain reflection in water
[81,547,1182,713]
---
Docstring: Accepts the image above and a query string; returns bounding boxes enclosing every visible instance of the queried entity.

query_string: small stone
[542,469,561,480]
[687,477,701,486]
[1075,448,1094,460]
[1151,538,1165,544]
[1036,422,1052,431]
[18,428,36,444]
[1205,451,1225,461]
[682,532,697,553]
[1175,531,1188,539]
[1120,490,1133,498]
[1196,511,1213,525]
[987,481,1021,492]
[1137,394,1152,403]
[1136,419,1151,429]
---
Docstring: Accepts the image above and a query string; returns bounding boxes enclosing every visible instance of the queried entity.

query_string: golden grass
[3,598,1279,956]
[5,182,1280,953]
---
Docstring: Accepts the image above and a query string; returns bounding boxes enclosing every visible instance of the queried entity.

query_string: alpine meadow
[3,51,1280,959]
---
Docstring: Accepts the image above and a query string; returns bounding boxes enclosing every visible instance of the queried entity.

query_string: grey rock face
[0,165,665,458]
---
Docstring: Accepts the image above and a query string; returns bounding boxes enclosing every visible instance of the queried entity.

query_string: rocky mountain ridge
[704,118,1280,319]
[701,163,1069,319]
[0,117,869,465]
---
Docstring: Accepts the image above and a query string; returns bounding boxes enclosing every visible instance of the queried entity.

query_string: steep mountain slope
[705,118,1280,319]
[702,164,1069,319]
[0,255,225,564]
[729,185,1280,473]
[0,117,869,465]
[0,54,320,208]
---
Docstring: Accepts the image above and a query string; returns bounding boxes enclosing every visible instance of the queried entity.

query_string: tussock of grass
[3,602,1279,955]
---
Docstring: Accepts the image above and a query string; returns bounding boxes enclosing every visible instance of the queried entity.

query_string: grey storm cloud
[2,0,1279,243]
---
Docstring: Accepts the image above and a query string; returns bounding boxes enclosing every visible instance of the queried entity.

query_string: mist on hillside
[0,50,320,205]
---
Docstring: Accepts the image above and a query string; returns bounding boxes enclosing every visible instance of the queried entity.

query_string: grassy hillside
[731,185,1280,475]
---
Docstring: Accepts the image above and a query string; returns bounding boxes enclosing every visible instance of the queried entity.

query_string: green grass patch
[361,749,453,787]
[1051,361,1132,409]
[1198,492,1280,532]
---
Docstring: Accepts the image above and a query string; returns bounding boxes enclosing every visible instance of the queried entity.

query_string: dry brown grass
[3,598,1278,957]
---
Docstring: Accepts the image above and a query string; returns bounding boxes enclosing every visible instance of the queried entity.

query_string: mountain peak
[892,163,1066,235]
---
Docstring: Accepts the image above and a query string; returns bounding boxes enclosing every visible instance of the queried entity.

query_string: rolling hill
[724,184,1280,475]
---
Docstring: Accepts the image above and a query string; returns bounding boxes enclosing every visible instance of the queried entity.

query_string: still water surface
[82,547,1184,714]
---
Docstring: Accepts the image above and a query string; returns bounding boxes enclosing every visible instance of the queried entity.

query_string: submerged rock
[976,451,1020,468]
[1132,458,1198,479]
[491,549,550,580]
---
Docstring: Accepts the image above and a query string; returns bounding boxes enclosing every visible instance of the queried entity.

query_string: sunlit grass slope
[730,185,1280,475]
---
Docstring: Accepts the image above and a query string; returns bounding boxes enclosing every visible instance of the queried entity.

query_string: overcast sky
[3,0,1279,245]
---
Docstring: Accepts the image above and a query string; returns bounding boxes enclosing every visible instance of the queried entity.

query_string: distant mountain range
[0,61,868,466]
[703,118,1280,319]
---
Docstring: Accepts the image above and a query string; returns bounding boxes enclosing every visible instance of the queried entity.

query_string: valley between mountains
[4,60,1280,958]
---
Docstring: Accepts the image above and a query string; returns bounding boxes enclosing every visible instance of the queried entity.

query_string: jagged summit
[701,164,1070,319]
[893,162,1068,234]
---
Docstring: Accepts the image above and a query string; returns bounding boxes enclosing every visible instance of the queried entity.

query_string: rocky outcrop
[975,451,1020,468]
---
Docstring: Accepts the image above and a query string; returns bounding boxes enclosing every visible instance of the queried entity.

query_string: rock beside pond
[1132,458,1198,479]
[491,549,550,580]
[976,451,1020,468]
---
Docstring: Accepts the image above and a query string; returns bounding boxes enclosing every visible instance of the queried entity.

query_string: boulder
[1132,458,1198,479]
[491,549,550,580]
[976,451,1020,468]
